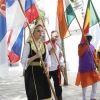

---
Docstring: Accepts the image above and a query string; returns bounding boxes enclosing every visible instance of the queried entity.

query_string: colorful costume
[45,40,65,100]
[97,48,100,73]
[75,42,100,100]
[21,42,52,100]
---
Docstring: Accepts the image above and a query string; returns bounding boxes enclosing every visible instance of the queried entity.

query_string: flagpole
[75,16,98,70]
[33,0,68,85]
[21,30,25,76]
[64,19,72,85]
[62,28,71,81]
[62,29,71,85]
[62,40,68,85]
[18,0,58,100]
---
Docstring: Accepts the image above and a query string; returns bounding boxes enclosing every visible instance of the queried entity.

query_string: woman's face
[33,26,44,40]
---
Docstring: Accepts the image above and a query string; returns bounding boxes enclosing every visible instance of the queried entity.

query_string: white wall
[64,30,82,71]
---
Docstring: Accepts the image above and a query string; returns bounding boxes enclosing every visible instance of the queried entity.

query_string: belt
[29,61,42,67]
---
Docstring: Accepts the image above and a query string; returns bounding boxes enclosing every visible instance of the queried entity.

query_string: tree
[70,0,75,3]
[34,9,46,25]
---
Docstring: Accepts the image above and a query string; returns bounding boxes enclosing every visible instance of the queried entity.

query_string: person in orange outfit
[75,33,100,100]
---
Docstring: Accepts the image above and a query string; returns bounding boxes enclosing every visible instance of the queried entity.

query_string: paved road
[0,66,100,100]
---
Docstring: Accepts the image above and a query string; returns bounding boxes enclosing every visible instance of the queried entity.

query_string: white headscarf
[26,24,38,43]
[26,24,45,53]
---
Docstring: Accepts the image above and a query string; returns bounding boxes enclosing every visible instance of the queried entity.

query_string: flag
[24,0,39,27]
[57,0,76,39]
[81,0,100,42]
[6,0,26,31]
[0,0,8,79]
[8,25,24,64]
[90,24,100,49]
[64,0,76,27]
[7,0,39,63]
[25,0,39,23]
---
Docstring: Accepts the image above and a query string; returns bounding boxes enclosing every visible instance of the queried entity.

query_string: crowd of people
[20,23,100,100]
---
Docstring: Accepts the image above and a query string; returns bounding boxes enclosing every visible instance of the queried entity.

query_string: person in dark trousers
[45,30,65,100]
[21,24,52,100]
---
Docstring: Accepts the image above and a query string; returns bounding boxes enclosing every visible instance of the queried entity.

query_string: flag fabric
[81,0,100,42]
[8,25,24,64]
[24,0,39,27]
[0,0,8,79]
[7,0,39,64]
[90,24,100,49]
[57,0,69,39]
[6,0,26,31]
[57,0,76,39]
[64,0,76,27]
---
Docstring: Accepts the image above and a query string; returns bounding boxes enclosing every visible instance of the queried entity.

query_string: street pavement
[0,65,100,100]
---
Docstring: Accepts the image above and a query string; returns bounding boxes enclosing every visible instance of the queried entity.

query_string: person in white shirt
[45,30,65,100]
[21,24,52,100]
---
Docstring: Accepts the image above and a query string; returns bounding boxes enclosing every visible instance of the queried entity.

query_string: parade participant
[97,46,100,73]
[21,24,52,100]
[97,46,100,58]
[45,30,65,100]
[75,33,100,100]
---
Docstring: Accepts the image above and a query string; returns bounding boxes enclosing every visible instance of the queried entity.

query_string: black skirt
[24,65,51,100]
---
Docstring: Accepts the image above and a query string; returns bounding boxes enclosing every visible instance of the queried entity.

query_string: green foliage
[39,9,45,19]
[70,0,75,3]
[33,9,46,25]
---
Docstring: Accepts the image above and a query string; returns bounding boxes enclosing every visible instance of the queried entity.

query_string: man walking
[45,30,65,100]
[75,33,100,100]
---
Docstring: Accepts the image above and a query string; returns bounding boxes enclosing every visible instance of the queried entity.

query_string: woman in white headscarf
[21,24,52,100]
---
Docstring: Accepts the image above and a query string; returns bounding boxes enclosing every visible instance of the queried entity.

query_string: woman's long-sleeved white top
[21,43,51,70]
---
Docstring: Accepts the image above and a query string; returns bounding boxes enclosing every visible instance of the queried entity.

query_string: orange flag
[57,0,70,39]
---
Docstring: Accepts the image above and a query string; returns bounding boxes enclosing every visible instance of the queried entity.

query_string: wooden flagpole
[33,0,68,85]
[62,40,68,85]
[18,0,58,100]
[62,27,71,85]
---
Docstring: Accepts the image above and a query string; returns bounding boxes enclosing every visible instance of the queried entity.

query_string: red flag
[24,0,39,27]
